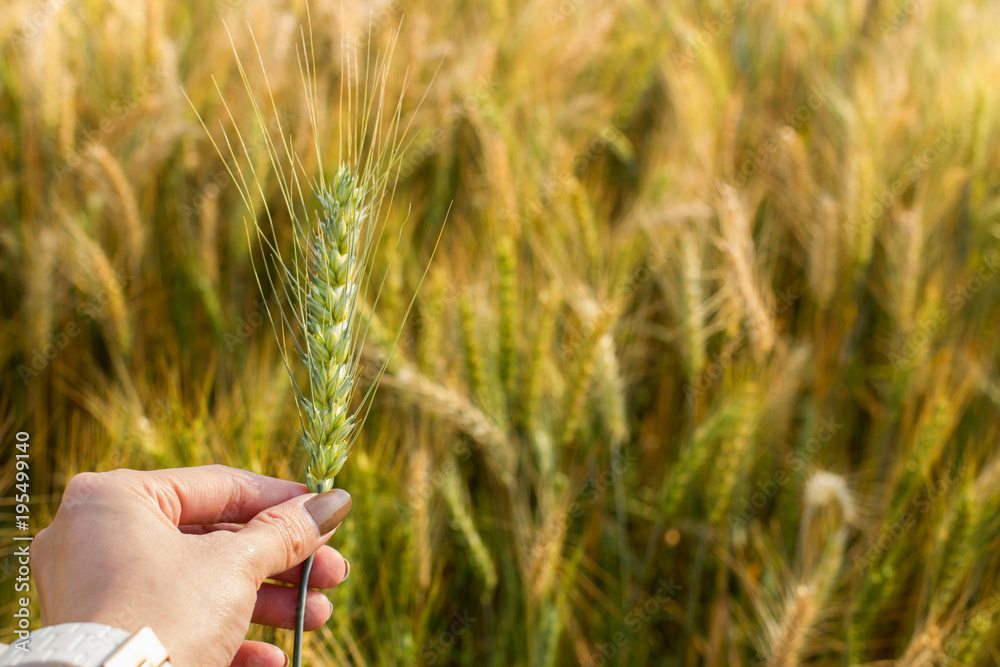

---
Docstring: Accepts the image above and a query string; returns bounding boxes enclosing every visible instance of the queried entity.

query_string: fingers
[236,489,352,584]
[251,583,334,630]
[181,529,348,586]
[231,640,289,667]
[267,547,348,588]
[133,464,310,526]
[179,522,243,535]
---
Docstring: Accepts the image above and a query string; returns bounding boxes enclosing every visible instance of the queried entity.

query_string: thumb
[237,489,352,583]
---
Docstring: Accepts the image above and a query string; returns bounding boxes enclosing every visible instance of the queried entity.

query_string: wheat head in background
[5,1,1000,665]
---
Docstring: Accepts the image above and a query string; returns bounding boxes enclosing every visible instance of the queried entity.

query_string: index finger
[133,464,309,526]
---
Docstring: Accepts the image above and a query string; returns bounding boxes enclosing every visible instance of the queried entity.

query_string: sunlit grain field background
[3,0,1000,664]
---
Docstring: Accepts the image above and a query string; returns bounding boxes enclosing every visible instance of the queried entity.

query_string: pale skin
[29,465,352,667]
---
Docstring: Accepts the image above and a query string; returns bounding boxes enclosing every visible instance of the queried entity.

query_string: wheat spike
[57,72,76,159]
[772,126,818,235]
[523,289,557,434]
[560,305,611,446]
[680,225,707,379]
[799,471,850,612]
[497,235,517,407]
[378,359,515,487]
[708,406,757,527]
[752,471,851,665]
[898,624,946,667]
[59,213,132,354]
[593,331,628,445]
[441,463,498,601]
[40,17,63,135]
[717,184,776,355]
[527,495,569,602]
[891,206,923,331]
[929,488,972,614]
[768,585,816,667]
[460,294,487,401]
[661,401,732,518]
[145,0,164,68]
[295,169,370,489]
[809,194,838,309]
[572,184,601,278]
[88,143,145,268]
[416,270,446,376]
[24,226,58,348]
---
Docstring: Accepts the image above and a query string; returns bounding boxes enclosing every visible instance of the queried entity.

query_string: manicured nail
[304,489,352,535]
[343,558,351,582]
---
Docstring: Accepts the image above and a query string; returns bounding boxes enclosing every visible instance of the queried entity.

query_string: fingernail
[343,558,351,582]
[282,652,290,667]
[304,489,352,535]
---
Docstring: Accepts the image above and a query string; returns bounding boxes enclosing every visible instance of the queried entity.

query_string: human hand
[30,464,352,667]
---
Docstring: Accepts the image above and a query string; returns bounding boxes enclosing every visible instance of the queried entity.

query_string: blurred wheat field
[3,0,1000,664]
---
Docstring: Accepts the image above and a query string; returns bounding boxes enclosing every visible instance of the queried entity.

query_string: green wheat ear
[183,11,417,498]
[301,168,369,491]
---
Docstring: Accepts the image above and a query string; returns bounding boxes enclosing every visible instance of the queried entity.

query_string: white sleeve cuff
[0,623,170,667]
